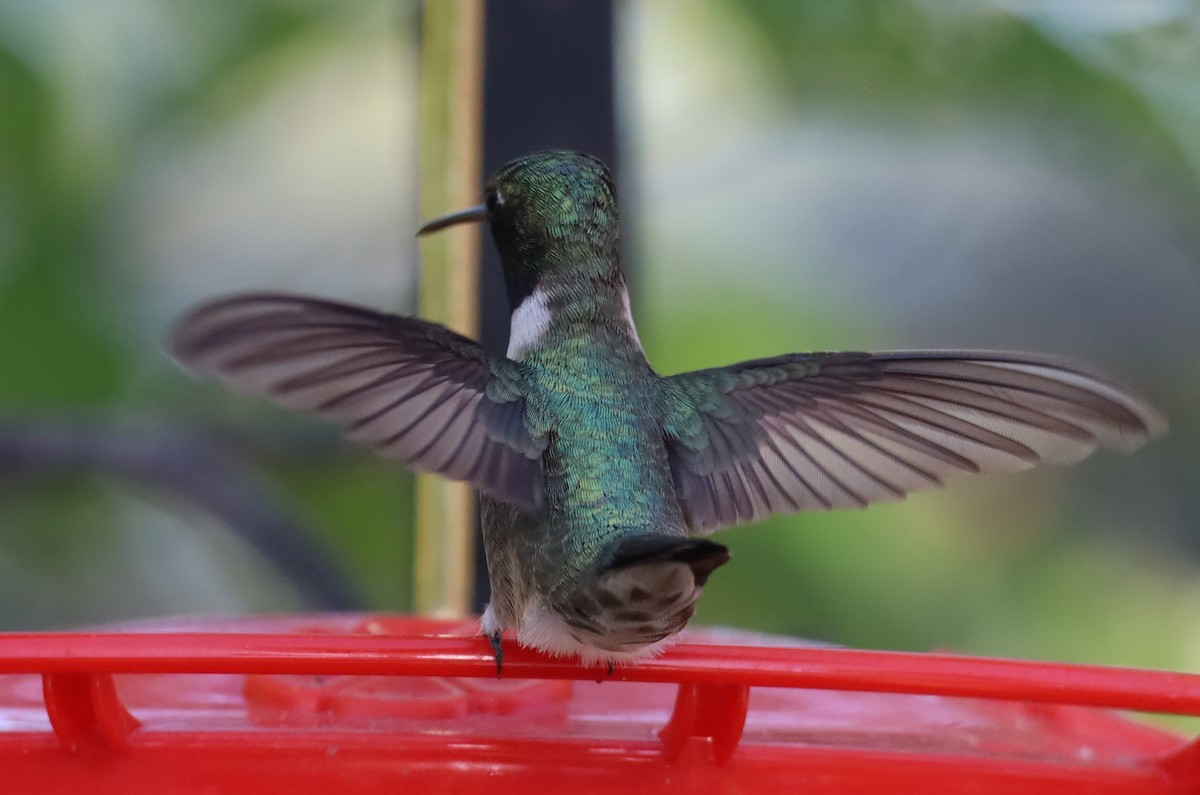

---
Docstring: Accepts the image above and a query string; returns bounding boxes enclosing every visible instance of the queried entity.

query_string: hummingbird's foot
[488,631,504,675]
[607,659,615,676]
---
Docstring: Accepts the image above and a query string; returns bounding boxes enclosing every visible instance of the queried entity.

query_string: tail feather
[531,535,731,663]
[606,536,730,587]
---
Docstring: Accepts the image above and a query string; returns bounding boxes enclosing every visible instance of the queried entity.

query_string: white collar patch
[507,288,553,360]
[506,284,645,360]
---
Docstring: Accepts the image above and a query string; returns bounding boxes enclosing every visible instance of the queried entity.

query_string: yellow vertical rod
[414,0,485,617]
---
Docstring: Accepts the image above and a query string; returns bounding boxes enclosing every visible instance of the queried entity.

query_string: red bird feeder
[0,614,1197,793]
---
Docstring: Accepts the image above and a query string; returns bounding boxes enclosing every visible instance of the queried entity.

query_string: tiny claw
[488,631,504,676]
[607,660,615,677]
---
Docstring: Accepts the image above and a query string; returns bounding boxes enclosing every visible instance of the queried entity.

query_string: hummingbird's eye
[486,190,504,211]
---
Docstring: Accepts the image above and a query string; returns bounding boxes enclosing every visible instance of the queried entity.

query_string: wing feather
[171,292,545,511]
[665,350,1164,534]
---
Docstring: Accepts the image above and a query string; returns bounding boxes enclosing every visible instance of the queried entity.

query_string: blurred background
[0,0,1197,674]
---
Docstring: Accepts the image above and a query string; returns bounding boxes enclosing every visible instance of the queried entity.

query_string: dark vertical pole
[475,1,619,609]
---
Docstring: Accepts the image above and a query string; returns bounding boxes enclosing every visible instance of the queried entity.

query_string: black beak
[417,204,488,236]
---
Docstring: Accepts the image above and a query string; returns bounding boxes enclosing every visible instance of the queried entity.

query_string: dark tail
[606,536,730,587]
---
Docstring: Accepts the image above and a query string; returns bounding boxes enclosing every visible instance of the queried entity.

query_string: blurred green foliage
[0,0,420,625]
[633,0,1200,671]
[1,1,1197,676]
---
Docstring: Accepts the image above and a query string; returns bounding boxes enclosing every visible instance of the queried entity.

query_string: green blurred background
[0,0,1197,674]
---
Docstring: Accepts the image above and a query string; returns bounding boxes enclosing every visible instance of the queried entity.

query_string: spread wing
[170,293,546,512]
[662,350,1165,534]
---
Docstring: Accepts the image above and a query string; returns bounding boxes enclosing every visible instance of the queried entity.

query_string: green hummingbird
[170,150,1165,669]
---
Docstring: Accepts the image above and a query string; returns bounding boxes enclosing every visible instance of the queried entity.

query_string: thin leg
[488,631,504,675]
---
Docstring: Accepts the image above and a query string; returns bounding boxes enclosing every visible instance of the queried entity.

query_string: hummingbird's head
[482,150,618,252]
[419,151,621,304]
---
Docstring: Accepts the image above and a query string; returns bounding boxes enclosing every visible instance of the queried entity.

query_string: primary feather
[170,292,546,512]
[662,350,1165,533]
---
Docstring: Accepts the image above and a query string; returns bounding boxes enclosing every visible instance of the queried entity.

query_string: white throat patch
[621,287,645,352]
[506,285,645,361]
[507,288,553,360]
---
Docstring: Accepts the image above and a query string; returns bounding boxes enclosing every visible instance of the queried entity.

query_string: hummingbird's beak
[417,205,488,236]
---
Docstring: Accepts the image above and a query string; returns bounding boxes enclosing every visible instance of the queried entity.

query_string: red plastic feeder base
[0,614,1197,793]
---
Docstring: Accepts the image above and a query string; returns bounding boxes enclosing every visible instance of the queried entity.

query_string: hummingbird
[170,150,1165,669]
